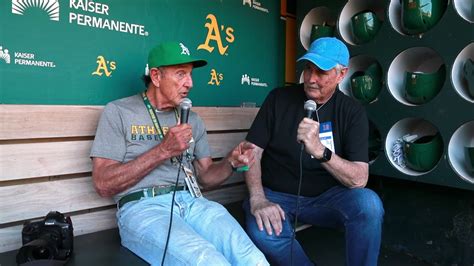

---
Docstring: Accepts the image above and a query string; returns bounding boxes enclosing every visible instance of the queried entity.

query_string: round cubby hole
[340,55,383,104]
[388,0,448,37]
[387,47,446,106]
[454,0,474,23]
[385,118,444,176]
[299,7,337,51]
[448,121,474,184]
[338,0,385,46]
[451,42,474,103]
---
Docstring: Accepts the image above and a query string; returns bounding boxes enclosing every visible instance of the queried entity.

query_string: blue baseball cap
[297,37,349,71]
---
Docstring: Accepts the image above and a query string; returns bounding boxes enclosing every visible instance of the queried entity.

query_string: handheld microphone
[301,100,317,151]
[304,100,317,119]
[179,98,192,124]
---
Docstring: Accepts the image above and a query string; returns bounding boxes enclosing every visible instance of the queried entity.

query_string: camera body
[16,211,74,264]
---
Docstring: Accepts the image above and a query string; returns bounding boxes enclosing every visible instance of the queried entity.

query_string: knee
[353,188,384,223]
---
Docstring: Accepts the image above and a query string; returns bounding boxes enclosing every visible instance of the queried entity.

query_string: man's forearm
[93,145,172,197]
[198,158,234,189]
[321,153,368,188]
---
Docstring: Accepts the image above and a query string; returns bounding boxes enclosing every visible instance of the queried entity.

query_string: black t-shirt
[246,84,369,197]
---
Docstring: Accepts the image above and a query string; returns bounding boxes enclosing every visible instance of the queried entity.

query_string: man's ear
[150,68,162,87]
[337,67,348,83]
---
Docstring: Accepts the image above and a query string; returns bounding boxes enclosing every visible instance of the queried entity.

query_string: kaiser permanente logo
[0,45,56,68]
[242,0,269,13]
[241,73,268,87]
[12,0,60,21]
[11,0,148,36]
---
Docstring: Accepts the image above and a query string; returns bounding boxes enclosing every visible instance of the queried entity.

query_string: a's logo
[243,0,252,7]
[180,43,190,56]
[0,46,11,64]
[92,56,116,77]
[198,14,235,56]
[12,0,60,21]
[241,74,250,85]
[208,69,224,86]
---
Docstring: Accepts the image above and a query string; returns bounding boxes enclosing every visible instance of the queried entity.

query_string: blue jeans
[117,190,268,266]
[243,186,384,266]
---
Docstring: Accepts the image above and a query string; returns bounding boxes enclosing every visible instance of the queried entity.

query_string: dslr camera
[16,211,74,264]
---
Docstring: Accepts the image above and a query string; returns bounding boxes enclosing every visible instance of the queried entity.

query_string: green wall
[0,0,284,106]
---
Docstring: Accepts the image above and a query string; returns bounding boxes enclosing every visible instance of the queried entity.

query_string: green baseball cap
[148,41,207,69]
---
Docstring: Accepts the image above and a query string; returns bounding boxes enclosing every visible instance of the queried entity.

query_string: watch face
[323,147,332,162]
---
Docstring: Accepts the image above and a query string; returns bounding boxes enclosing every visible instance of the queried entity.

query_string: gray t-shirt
[90,93,211,202]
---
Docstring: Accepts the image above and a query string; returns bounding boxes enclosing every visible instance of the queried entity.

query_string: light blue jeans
[117,190,268,266]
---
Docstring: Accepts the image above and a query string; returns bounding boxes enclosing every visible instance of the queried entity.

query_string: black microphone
[301,100,317,151]
[179,98,192,124]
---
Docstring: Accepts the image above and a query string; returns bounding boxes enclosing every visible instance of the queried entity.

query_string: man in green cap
[90,41,268,265]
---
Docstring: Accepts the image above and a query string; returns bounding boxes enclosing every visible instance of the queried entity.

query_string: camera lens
[16,239,57,263]
[31,245,53,259]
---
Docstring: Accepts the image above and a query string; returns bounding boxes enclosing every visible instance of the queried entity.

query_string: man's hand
[297,118,325,159]
[250,196,286,236]
[228,141,256,169]
[158,124,193,158]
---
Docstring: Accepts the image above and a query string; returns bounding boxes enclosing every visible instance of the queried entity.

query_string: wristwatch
[319,147,332,162]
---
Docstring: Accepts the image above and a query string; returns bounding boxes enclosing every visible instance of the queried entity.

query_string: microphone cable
[161,156,183,266]
[162,99,191,265]
[290,108,320,266]
[290,146,305,266]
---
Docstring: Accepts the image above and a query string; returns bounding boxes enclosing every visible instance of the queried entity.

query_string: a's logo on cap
[180,43,190,56]
[12,0,60,21]
[0,46,11,64]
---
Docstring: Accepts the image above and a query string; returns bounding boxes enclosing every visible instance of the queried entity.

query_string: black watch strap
[320,147,332,162]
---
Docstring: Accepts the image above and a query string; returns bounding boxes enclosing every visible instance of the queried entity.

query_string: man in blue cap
[243,37,384,266]
[91,41,268,265]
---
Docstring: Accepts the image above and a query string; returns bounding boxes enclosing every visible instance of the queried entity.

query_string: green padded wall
[0,0,284,106]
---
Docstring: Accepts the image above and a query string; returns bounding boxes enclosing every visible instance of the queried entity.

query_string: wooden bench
[0,104,259,254]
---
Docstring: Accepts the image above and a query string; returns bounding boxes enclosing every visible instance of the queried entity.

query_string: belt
[118,185,186,209]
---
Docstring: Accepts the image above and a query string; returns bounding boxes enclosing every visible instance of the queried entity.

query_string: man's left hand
[228,141,256,169]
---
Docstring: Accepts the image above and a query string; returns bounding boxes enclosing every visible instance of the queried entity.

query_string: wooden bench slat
[0,184,247,253]
[0,140,93,181]
[0,177,113,225]
[0,105,103,140]
[0,105,257,140]
[0,132,247,182]
[0,175,246,225]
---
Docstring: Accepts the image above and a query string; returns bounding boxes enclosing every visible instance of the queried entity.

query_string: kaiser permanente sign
[69,0,148,36]
[12,0,148,36]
